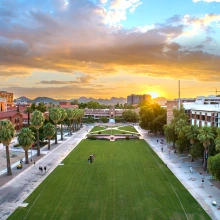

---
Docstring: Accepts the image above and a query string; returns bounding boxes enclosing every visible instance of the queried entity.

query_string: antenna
[206,88,220,96]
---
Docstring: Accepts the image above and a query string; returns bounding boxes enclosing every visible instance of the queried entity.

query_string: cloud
[37,74,96,84]
[0,0,220,83]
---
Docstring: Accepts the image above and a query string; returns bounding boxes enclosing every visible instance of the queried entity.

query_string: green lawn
[117,126,138,133]
[9,140,210,220]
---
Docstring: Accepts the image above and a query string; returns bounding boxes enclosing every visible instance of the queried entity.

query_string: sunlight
[147,91,159,98]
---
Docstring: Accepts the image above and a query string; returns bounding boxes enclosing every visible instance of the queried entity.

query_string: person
[201,178,204,187]
[88,158,90,163]
[34,160,35,166]
[20,159,23,164]
[161,147,163,152]
[157,140,159,144]
[190,166,193,173]
[90,154,93,163]
[169,150,170,156]
[44,166,47,172]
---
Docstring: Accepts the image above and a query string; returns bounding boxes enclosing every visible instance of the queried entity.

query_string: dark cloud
[0,0,219,82]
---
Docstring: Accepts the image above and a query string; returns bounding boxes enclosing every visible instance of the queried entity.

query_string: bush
[13,143,20,148]
[125,136,130,140]
[98,131,102,134]
[87,135,97,140]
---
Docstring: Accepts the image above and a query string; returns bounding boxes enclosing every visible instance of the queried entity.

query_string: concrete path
[0,125,93,220]
[135,126,220,220]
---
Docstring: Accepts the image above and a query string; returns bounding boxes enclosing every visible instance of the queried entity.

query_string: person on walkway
[34,160,35,166]
[169,150,170,157]
[157,140,159,144]
[201,178,204,187]
[44,166,47,173]
[161,147,163,152]
[190,166,193,173]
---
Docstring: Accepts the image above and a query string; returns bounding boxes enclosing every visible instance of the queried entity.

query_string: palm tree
[30,110,45,156]
[66,108,74,135]
[184,125,199,161]
[0,120,15,175]
[43,123,55,150]
[49,107,61,144]
[18,128,35,164]
[198,126,215,171]
[24,106,33,126]
[59,108,67,140]
[215,128,220,152]
[78,109,84,128]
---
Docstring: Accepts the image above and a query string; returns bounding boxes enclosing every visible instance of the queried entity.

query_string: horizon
[1,0,220,99]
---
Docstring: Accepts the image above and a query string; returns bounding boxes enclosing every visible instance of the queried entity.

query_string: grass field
[9,140,210,220]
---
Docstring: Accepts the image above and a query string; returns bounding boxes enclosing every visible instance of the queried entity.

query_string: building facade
[127,94,151,105]
[0,91,14,106]
[0,98,7,112]
[178,95,220,128]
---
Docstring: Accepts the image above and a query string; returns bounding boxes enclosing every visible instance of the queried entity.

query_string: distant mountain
[32,97,59,104]
[16,96,127,105]
[15,96,32,103]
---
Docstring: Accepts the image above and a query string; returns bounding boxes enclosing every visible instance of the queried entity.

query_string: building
[83,107,139,121]
[0,111,23,131]
[183,95,220,128]
[59,102,78,109]
[0,98,7,112]
[166,95,220,128]
[166,98,195,124]
[127,94,151,105]
[0,91,14,106]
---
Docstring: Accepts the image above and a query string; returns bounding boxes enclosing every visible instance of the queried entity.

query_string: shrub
[98,131,102,134]
[125,136,130,140]
[87,135,97,140]
[13,144,20,148]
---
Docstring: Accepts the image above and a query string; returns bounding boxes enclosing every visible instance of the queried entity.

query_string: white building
[182,95,220,128]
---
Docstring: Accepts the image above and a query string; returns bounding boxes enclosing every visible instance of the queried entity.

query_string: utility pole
[178,80,181,110]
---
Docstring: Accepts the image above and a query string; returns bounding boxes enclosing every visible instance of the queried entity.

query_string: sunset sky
[1,0,220,100]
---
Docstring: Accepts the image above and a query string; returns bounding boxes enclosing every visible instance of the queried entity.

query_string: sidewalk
[135,126,220,220]
[0,125,93,220]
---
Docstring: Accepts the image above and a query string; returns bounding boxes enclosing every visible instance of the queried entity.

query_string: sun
[147,91,159,99]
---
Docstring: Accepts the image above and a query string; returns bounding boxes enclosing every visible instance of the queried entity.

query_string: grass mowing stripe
[145,142,189,220]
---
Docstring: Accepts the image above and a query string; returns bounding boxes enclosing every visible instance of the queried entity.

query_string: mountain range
[15,96,167,105]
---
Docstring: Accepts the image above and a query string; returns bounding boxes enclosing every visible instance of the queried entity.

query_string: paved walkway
[0,125,220,219]
[0,125,93,220]
[135,126,220,220]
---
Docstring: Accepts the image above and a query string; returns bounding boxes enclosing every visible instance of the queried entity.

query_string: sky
[0,0,220,100]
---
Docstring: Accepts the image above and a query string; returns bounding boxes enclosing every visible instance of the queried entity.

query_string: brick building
[0,91,14,106]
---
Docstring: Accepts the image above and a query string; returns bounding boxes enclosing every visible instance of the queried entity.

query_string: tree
[36,102,47,113]
[122,110,139,123]
[49,107,61,144]
[164,123,178,147]
[139,103,166,134]
[0,120,15,175]
[71,100,78,105]
[59,108,67,140]
[184,125,199,161]
[66,108,74,134]
[18,128,35,164]
[100,116,108,123]
[43,123,55,150]
[30,110,45,156]
[215,128,220,152]
[24,106,33,126]
[198,126,215,171]
[115,116,122,123]
[208,154,220,181]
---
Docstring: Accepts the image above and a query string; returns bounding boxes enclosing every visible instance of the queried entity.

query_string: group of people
[39,166,47,173]
[88,154,96,163]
